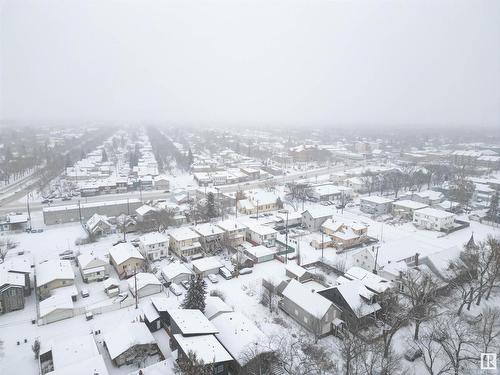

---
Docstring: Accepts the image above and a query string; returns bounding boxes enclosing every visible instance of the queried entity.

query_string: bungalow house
[1,256,32,295]
[309,184,342,202]
[392,200,428,219]
[192,256,223,277]
[344,266,393,294]
[77,252,109,283]
[138,232,169,261]
[321,219,369,250]
[161,262,193,285]
[103,322,160,367]
[244,245,277,263]
[318,279,381,329]
[212,312,273,374]
[216,220,247,248]
[413,207,456,231]
[344,177,364,192]
[128,272,162,298]
[193,223,225,253]
[36,259,75,299]
[169,227,202,260]
[360,196,393,216]
[280,279,342,338]
[108,243,145,279]
[135,205,158,224]
[85,213,113,237]
[0,269,25,314]
[172,334,233,375]
[410,190,444,206]
[168,309,219,336]
[246,224,277,247]
[301,207,332,231]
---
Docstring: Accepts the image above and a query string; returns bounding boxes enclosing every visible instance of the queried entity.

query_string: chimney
[415,252,420,266]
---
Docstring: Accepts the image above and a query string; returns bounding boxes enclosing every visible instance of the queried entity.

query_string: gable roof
[169,309,219,335]
[108,243,144,265]
[37,259,75,287]
[104,322,156,360]
[173,334,232,364]
[331,279,381,318]
[282,279,334,319]
[204,296,233,320]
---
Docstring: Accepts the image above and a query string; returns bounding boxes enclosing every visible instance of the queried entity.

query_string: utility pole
[139,180,143,203]
[77,200,82,223]
[321,228,324,261]
[284,211,289,264]
[256,200,259,220]
[134,266,138,309]
[26,192,32,231]
[373,245,380,274]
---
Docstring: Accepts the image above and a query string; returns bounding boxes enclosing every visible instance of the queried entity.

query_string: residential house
[85,213,113,237]
[285,263,312,283]
[108,243,145,279]
[318,279,381,329]
[274,211,303,229]
[139,232,169,261]
[246,224,278,247]
[36,259,75,299]
[193,223,225,253]
[169,227,202,260]
[344,266,393,294]
[413,207,456,231]
[38,294,74,324]
[360,196,393,215]
[153,175,170,191]
[244,245,276,263]
[77,252,109,283]
[280,279,342,337]
[321,219,369,249]
[135,205,158,224]
[392,200,428,219]
[301,207,332,231]
[128,272,162,298]
[216,220,247,248]
[103,322,160,367]
[168,309,219,336]
[1,256,32,295]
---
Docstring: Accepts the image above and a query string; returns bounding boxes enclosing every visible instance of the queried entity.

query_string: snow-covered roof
[104,322,156,360]
[414,207,456,219]
[150,296,180,312]
[168,309,219,335]
[136,204,157,216]
[282,279,333,319]
[360,196,393,204]
[212,312,267,366]
[285,262,307,278]
[127,272,161,291]
[333,279,381,318]
[244,245,277,258]
[77,252,107,270]
[47,355,109,375]
[6,214,28,224]
[139,232,169,246]
[192,256,223,272]
[103,277,120,290]
[246,224,277,236]
[302,207,332,219]
[37,259,75,287]
[344,266,392,293]
[43,198,141,212]
[142,302,160,323]
[39,294,74,317]
[169,227,200,241]
[414,190,443,201]
[161,262,192,281]
[193,223,225,237]
[216,219,247,232]
[85,213,110,230]
[321,218,344,232]
[204,296,233,320]
[1,255,32,274]
[108,242,144,265]
[393,200,428,210]
[173,334,233,363]
[0,269,25,287]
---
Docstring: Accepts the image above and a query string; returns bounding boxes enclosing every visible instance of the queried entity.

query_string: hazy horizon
[1,0,500,128]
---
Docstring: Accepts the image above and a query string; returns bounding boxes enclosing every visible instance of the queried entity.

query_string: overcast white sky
[1,0,499,128]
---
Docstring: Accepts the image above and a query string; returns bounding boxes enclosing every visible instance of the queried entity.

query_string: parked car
[207,274,218,283]
[81,289,90,298]
[61,196,71,201]
[239,268,253,275]
[169,283,183,296]
[404,348,422,362]
[219,267,232,280]
[113,239,126,246]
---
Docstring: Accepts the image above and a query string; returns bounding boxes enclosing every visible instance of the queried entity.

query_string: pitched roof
[104,322,156,360]
[173,334,232,363]
[108,243,144,265]
[169,309,219,335]
[282,279,333,319]
[37,259,75,287]
[204,296,233,320]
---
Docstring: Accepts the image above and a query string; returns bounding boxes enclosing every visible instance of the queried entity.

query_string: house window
[215,364,224,373]
[304,316,308,324]
[295,309,298,316]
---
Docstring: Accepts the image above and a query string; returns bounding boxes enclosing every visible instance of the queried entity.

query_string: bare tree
[474,306,500,354]
[260,278,279,313]
[413,328,452,375]
[174,350,215,375]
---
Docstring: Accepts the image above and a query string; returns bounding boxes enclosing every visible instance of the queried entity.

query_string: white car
[169,283,183,296]
[207,274,218,283]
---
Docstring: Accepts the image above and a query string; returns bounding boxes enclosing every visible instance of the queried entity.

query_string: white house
[85,214,113,237]
[77,252,109,283]
[246,224,278,247]
[139,232,169,261]
[39,294,74,324]
[128,272,162,298]
[301,207,332,231]
[191,256,223,277]
[169,227,202,259]
[360,196,393,215]
[216,219,247,247]
[413,207,456,231]
[193,223,225,253]
[392,200,428,218]
[36,259,75,299]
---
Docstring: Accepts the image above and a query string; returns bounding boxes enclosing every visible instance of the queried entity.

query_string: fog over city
[1,0,500,128]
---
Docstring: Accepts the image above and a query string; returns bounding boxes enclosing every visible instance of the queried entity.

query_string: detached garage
[39,294,74,324]
[128,273,162,298]
[244,245,277,263]
[192,257,223,277]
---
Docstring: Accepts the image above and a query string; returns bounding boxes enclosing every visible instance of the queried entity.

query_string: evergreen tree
[276,197,284,209]
[488,192,498,223]
[181,275,207,312]
[187,148,194,168]
[206,192,217,219]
